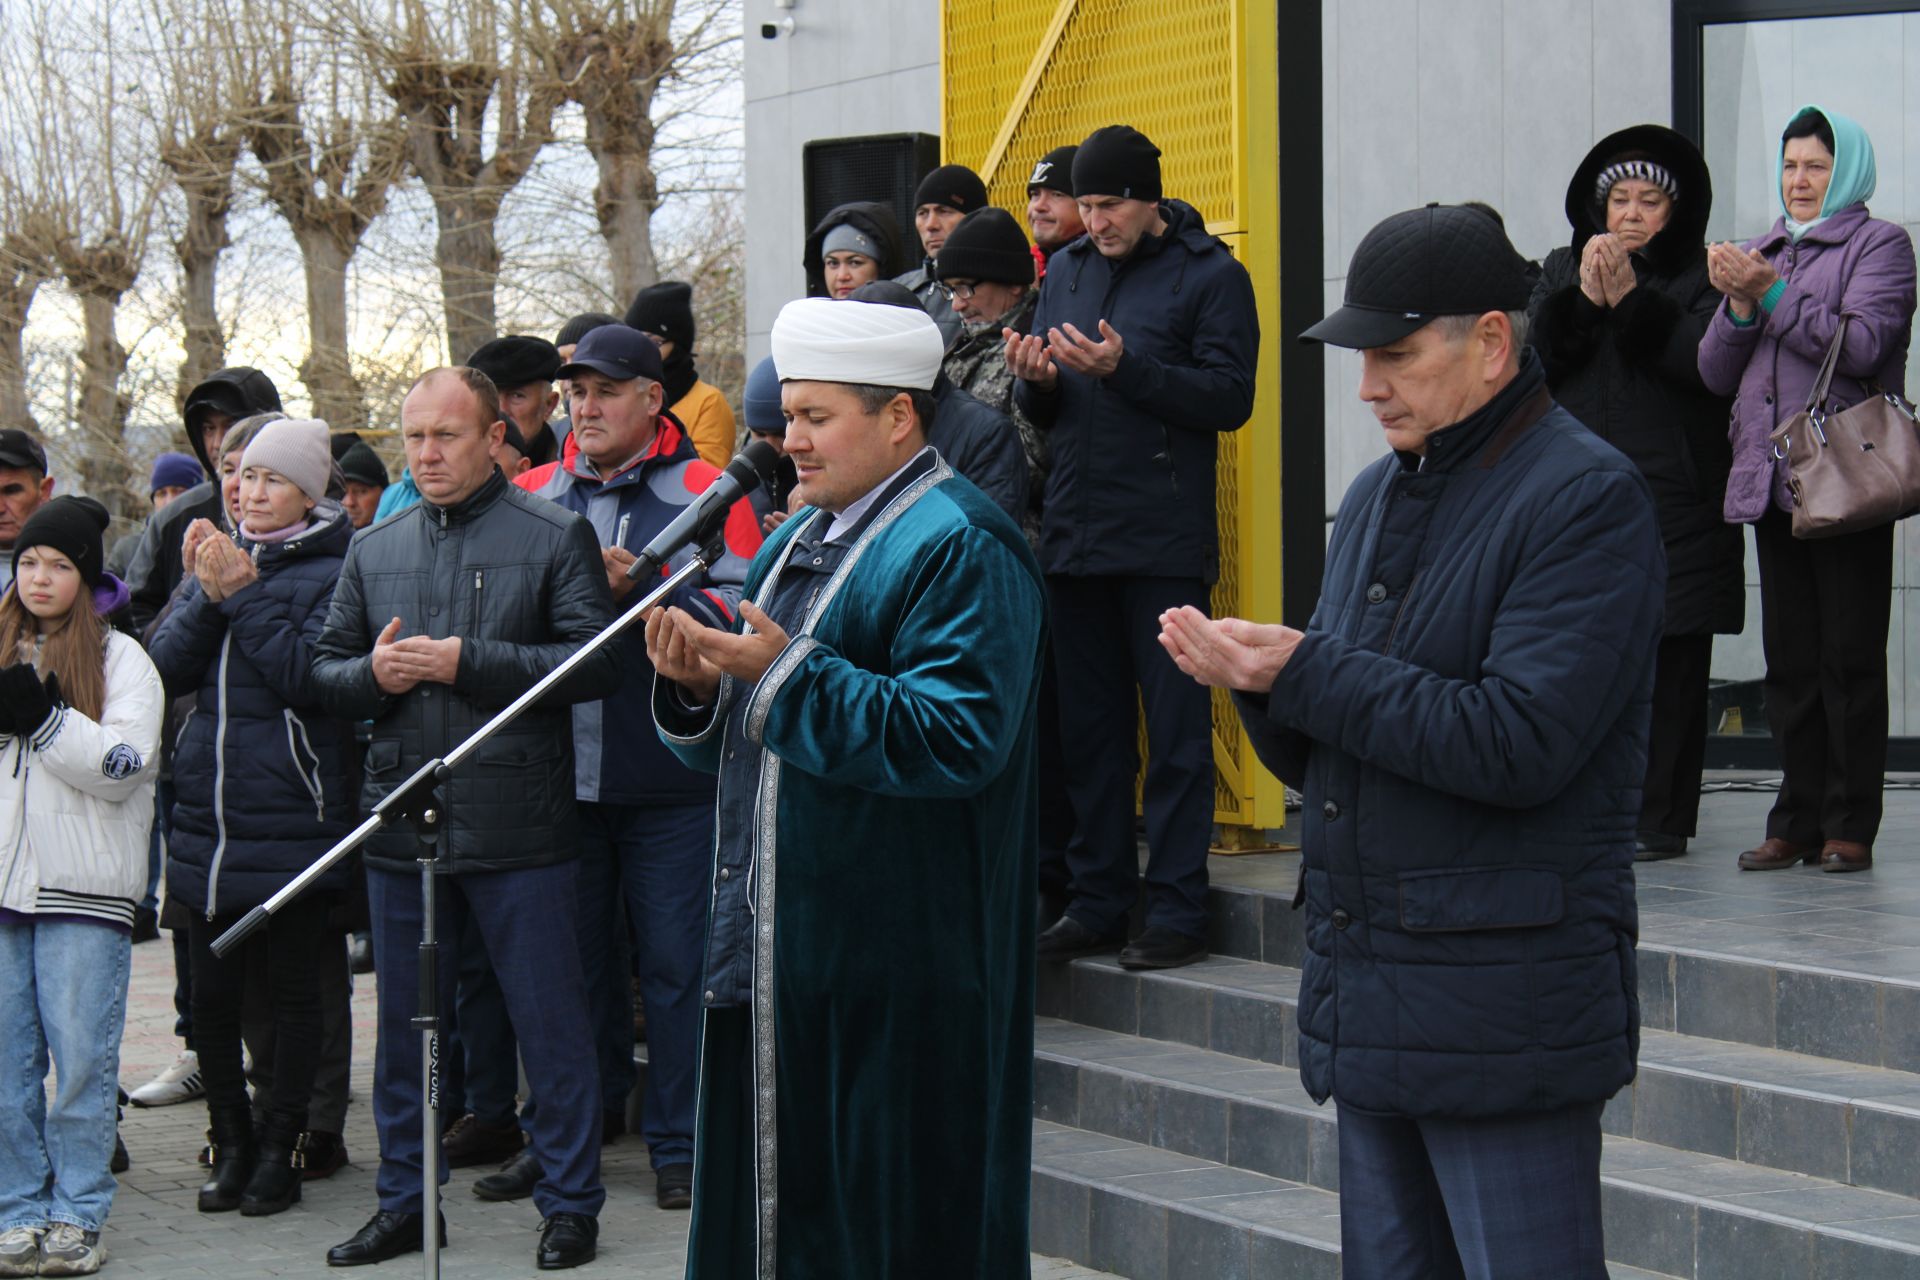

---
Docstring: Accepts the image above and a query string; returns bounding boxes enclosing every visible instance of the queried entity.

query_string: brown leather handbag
[1770,315,1920,538]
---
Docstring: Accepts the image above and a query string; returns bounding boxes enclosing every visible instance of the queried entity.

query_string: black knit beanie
[912,164,989,214]
[555,312,620,349]
[1071,125,1162,202]
[13,496,110,586]
[625,281,697,348]
[1026,146,1077,196]
[933,208,1036,286]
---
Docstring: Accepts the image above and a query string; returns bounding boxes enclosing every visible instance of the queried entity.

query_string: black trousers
[1754,507,1895,845]
[1034,646,1076,922]
[1639,634,1713,838]
[186,893,329,1131]
[1048,574,1215,939]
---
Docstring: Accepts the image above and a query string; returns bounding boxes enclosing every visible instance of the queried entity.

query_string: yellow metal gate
[941,0,1286,838]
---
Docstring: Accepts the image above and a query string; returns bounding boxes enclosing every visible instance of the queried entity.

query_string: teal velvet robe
[655,455,1046,1280]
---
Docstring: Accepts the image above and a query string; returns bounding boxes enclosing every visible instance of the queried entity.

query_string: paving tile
[1850,1102,1920,1198]
[1086,1187,1166,1280]
[1774,969,1884,1065]
[1736,1086,1851,1182]
[1633,1067,1737,1158]
[1674,953,1775,1047]
[1600,1180,1698,1278]
[1077,1069,1155,1146]
[1638,948,1677,1032]
[1071,964,1140,1035]
[1205,887,1262,963]
[1138,976,1210,1048]
[1224,1100,1313,1183]
[1248,1231,1341,1279]
[1258,891,1306,968]
[1166,1210,1252,1280]
[1695,1206,1816,1280]
[1151,1082,1229,1163]
[1883,983,1920,1074]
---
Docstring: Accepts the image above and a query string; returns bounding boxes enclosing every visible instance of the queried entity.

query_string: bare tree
[0,192,52,436]
[370,0,564,362]
[6,6,165,516]
[151,0,248,412]
[542,0,737,305]
[237,7,408,430]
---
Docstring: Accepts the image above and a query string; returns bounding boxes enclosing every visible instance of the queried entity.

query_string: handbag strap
[1805,314,1851,415]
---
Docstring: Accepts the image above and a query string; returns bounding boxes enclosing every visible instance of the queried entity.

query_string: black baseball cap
[1301,203,1534,349]
[554,324,665,384]
[0,429,48,474]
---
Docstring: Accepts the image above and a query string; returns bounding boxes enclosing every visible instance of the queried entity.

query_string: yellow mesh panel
[942,0,1285,833]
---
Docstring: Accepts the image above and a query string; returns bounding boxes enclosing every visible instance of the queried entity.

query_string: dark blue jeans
[1048,574,1216,939]
[367,862,603,1218]
[1336,1101,1607,1279]
[523,801,710,1172]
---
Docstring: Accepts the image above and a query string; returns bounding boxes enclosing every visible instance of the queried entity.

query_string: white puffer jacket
[0,630,164,927]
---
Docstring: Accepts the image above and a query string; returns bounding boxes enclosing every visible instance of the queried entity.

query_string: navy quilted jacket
[150,506,357,917]
[1233,355,1664,1117]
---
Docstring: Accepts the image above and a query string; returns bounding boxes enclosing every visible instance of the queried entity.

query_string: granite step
[1198,877,1920,1073]
[1038,957,1920,1197]
[1032,1100,1920,1279]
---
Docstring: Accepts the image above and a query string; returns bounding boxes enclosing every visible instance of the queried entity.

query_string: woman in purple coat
[1698,105,1918,873]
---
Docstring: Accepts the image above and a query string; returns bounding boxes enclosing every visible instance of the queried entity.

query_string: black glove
[0,663,54,738]
[42,670,63,709]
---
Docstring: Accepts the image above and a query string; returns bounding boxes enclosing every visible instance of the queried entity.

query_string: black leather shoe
[1037,915,1125,961]
[442,1112,524,1169]
[1634,831,1688,861]
[655,1162,692,1210]
[537,1213,598,1270]
[472,1147,542,1202]
[326,1210,444,1267]
[1118,925,1208,971]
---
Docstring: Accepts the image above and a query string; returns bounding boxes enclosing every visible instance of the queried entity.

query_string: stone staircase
[1027,838,1920,1279]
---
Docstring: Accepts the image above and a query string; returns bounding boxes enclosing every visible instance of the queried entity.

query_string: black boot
[240,1120,308,1216]
[197,1108,256,1212]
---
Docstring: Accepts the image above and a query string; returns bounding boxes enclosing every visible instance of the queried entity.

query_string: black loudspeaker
[802,132,942,264]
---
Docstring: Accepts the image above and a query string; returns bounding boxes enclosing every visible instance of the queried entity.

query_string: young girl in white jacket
[0,496,163,1278]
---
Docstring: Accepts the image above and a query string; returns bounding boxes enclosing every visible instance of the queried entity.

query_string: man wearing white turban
[647,298,1047,1279]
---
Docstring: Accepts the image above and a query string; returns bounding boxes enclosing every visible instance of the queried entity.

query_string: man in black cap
[335,439,390,530]
[895,163,989,348]
[125,367,283,632]
[1025,144,1086,273]
[0,429,53,594]
[1157,203,1663,1278]
[625,281,736,470]
[1004,123,1259,971]
[467,336,565,469]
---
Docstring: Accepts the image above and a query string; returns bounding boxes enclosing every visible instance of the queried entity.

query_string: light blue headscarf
[1777,104,1877,242]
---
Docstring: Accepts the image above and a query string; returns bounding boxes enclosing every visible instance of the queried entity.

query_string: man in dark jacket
[508,325,762,1212]
[311,367,618,1271]
[468,335,565,469]
[126,368,283,634]
[1159,204,1663,1277]
[850,281,1027,524]
[1007,125,1259,970]
[1025,144,1085,267]
[894,164,988,348]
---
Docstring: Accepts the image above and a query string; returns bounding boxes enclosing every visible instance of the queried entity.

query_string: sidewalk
[107,939,1113,1279]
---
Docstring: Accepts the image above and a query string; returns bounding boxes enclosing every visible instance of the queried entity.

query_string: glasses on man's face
[941,281,980,301]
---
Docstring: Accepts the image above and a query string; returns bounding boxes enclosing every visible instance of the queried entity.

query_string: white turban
[770,297,945,392]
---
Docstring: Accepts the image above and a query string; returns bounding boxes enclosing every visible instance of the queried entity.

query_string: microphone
[624,439,781,580]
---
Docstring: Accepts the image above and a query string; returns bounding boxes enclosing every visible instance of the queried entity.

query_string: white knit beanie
[240,417,332,502]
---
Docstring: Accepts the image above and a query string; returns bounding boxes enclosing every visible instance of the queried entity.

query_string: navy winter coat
[1233,356,1664,1118]
[1014,197,1258,582]
[931,375,1028,528]
[150,506,358,917]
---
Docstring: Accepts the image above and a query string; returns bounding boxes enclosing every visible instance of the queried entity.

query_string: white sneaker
[128,1049,203,1107]
[37,1223,104,1276]
[0,1226,42,1278]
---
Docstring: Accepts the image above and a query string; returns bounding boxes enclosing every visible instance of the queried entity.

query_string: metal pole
[416,792,444,1280]
[211,555,709,959]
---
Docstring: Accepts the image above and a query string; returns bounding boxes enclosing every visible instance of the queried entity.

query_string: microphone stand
[212,547,716,1280]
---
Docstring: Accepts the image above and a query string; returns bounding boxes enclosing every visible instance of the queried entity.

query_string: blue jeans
[1336,1101,1607,1280]
[0,918,132,1233]
[522,801,709,1170]
[367,862,603,1218]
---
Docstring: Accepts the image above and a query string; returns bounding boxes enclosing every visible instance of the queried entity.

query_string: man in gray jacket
[311,366,617,1272]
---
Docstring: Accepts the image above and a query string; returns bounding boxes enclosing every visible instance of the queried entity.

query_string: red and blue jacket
[518,413,763,806]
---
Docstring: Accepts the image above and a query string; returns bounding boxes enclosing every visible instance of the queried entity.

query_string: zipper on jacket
[283,709,326,822]
[206,633,234,919]
[1384,568,1425,654]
